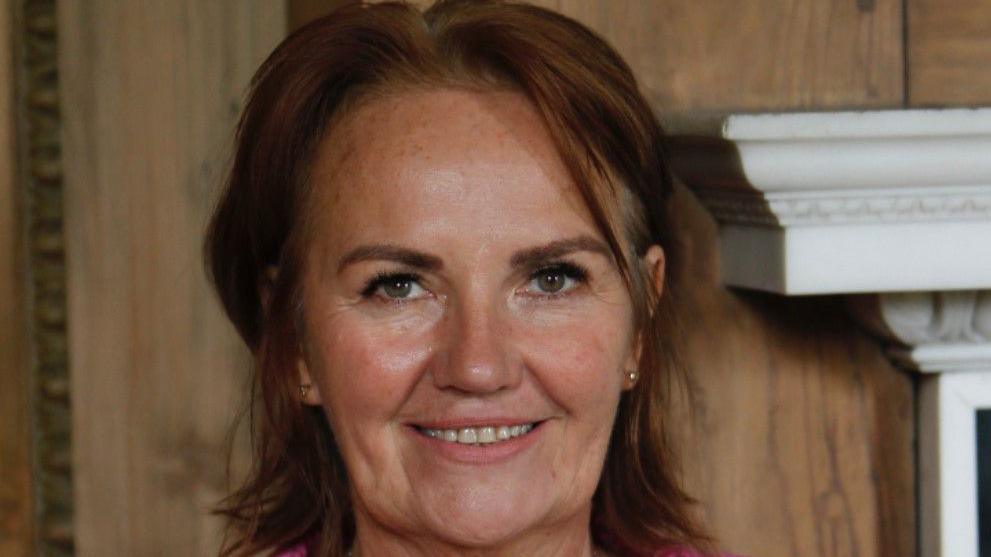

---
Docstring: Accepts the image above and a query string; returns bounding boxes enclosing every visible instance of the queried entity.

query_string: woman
[206,1,729,556]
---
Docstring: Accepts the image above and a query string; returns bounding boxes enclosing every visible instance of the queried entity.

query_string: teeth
[458,428,477,444]
[422,423,536,445]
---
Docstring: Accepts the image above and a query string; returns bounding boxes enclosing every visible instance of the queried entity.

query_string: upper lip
[410,417,543,429]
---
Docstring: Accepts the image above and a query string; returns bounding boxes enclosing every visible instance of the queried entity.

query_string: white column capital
[849,290,991,373]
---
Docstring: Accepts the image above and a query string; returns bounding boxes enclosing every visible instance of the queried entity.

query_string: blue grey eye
[382,277,414,298]
[362,273,426,301]
[526,263,586,295]
[535,269,567,293]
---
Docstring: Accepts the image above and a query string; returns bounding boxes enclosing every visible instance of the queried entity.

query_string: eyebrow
[337,245,444,273]
[337,235,612,274]
[509,235,612,269]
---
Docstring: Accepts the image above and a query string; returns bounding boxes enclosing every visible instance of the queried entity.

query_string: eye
[525,263,587,296]
[362,273,427,301]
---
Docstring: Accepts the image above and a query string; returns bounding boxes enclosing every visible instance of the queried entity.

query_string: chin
[417,483,553,547]
[425,516,535,549]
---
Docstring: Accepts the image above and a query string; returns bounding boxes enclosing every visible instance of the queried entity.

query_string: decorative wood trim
[18,0,74,553]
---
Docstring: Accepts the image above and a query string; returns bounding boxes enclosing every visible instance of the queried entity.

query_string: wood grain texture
[59,1,284,554]
[347,0,904,110]
[0,0,34,554]
[908,0,991,106]
[665,185,915,557]
[290,0,355,30]
[529,0,905,111]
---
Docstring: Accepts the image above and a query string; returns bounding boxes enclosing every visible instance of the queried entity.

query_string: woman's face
[298,88,656,552]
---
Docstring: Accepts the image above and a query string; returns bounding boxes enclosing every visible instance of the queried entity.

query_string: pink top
[276,544,308,557]
[275,543,733,556]
[275,543,309,557]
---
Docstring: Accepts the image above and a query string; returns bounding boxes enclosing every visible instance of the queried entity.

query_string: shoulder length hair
[205,1,710,555]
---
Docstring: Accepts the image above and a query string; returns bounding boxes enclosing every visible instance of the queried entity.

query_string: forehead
[307,87,599,248]
[320,87,565,182]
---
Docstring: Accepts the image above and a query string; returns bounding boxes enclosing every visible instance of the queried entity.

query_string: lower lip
[407,422,544,465]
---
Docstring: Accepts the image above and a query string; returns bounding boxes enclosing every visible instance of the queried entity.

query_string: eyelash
[357,261,590,302]
[360,271,422,299]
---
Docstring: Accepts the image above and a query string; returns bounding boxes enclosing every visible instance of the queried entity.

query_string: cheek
[519,305,633,411]
[307,311,434,425]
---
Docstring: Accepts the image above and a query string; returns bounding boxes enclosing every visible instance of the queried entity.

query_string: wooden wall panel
[365,0,904,111]
[59,1,285,554]
[532,0,905,111]
[664,187,915,556]
[0,0,33,554]
[908,0,991,106]
[290,0,354,31]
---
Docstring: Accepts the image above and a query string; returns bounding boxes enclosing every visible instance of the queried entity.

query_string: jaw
[350,493,597,557]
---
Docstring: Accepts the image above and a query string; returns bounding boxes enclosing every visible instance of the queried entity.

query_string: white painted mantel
[667,108,991,557]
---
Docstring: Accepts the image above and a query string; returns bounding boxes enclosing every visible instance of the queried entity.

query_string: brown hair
[206,1,709,555]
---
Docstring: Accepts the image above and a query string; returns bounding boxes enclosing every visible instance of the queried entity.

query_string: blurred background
[1,0,989,555]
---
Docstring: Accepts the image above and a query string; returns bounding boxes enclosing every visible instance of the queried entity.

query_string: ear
[260,265,279,315]
[622,245,666,390]
[643,244,666,302]
[263,265,323,406]
[297,351,323,406]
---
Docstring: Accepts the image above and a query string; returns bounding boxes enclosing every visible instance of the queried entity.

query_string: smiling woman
[298,87,660,552]
[205,1,726,556]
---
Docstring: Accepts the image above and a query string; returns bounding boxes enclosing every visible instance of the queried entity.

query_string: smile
[417,423,539,445]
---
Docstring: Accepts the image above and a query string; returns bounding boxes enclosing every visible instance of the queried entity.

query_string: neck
[348,505,603,557]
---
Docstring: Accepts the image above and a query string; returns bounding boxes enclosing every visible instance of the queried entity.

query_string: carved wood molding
[17,0,74,553]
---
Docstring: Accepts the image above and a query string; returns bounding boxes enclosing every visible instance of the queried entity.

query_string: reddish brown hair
[206,1,709,555]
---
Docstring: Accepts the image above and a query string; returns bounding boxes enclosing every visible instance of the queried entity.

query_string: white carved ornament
[859,290,991,372]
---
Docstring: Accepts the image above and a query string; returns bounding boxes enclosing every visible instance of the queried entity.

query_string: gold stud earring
[298,383,311,400]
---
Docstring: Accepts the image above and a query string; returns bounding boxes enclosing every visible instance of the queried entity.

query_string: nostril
[430,299,521,393]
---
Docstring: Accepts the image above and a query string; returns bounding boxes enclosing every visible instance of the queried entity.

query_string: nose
[431,293,521,394]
